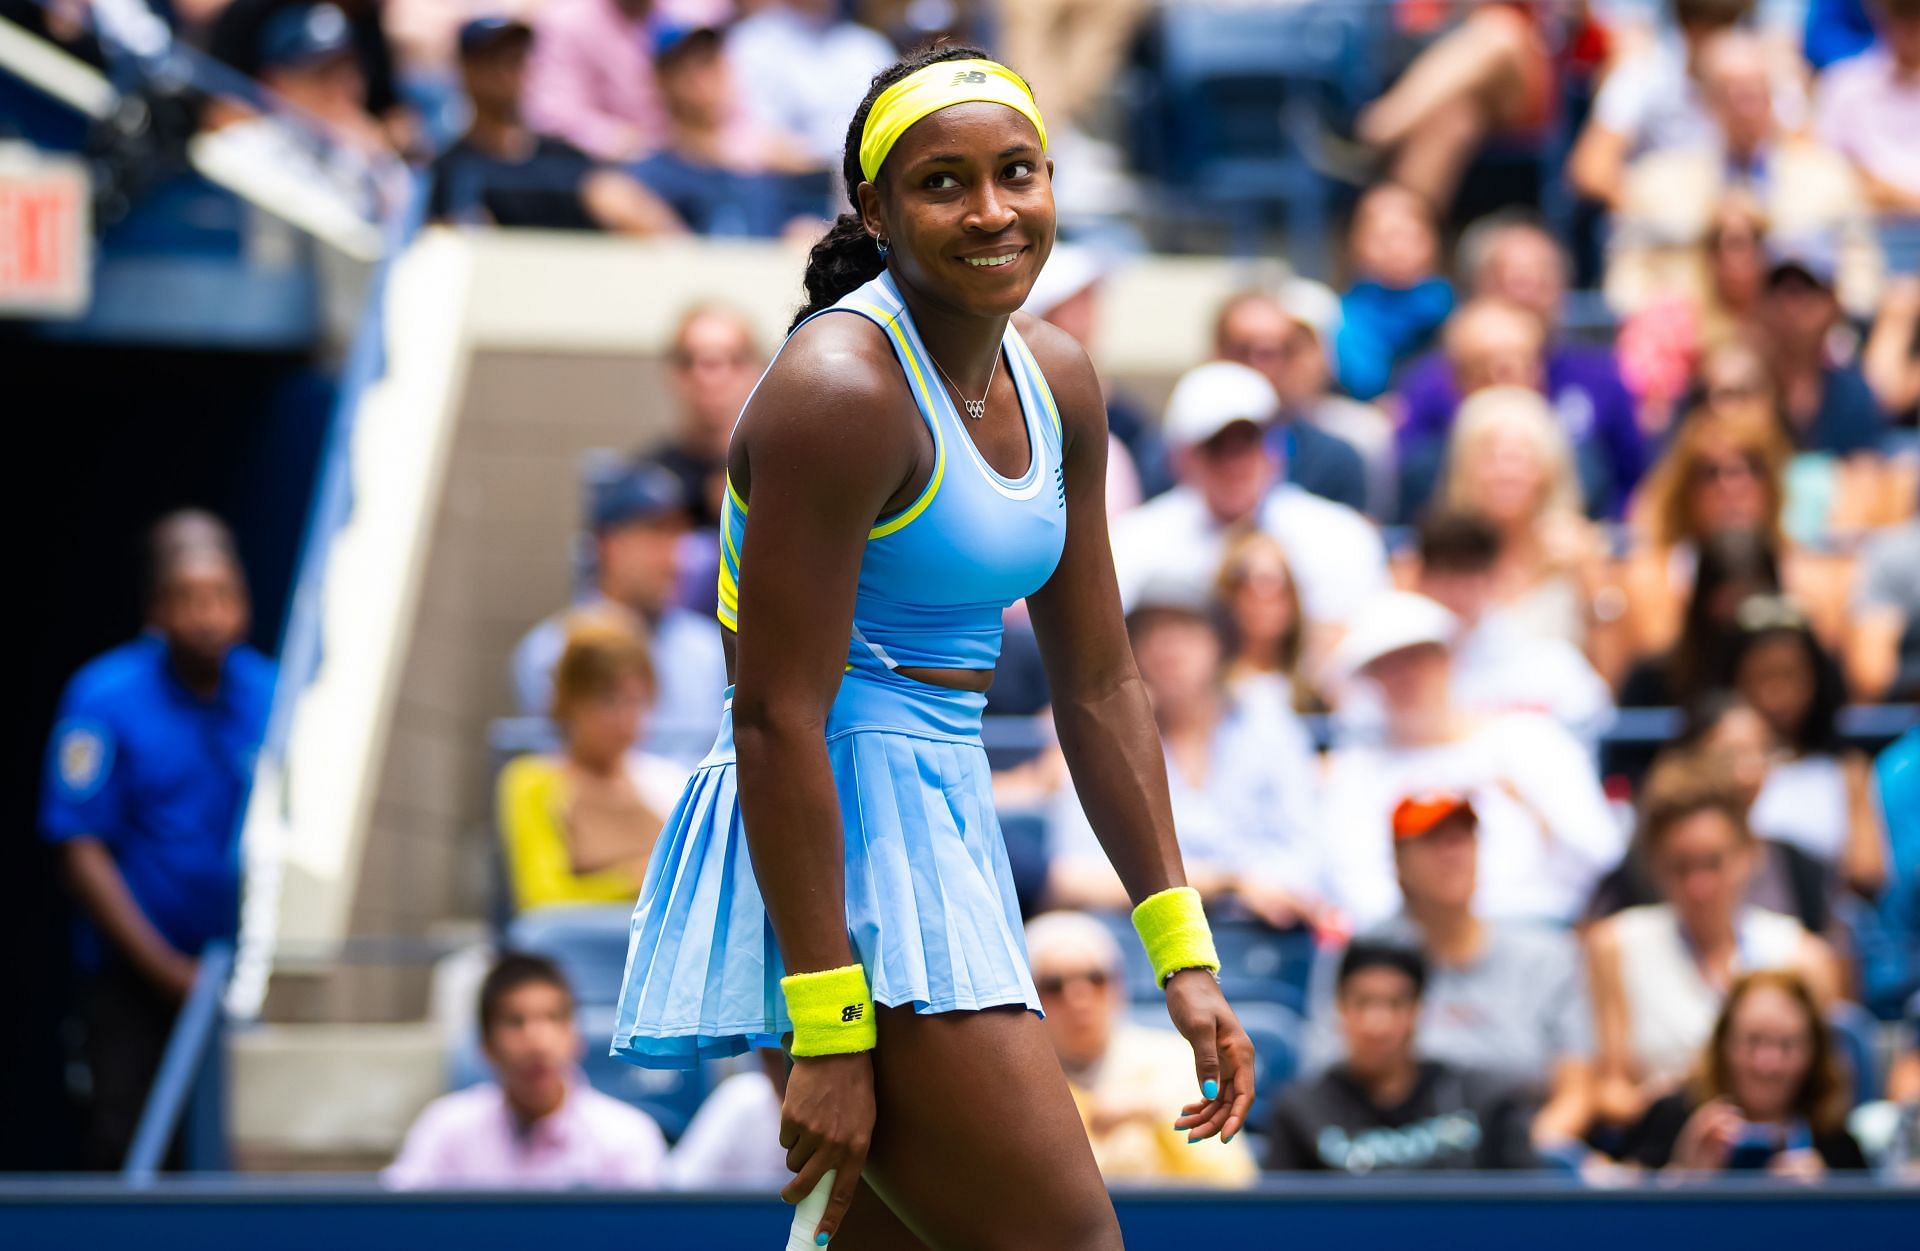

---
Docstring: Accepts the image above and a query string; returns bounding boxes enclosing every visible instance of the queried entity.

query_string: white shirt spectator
[1814,46,1920,200]
[384,1077,666,1189]
[1111,484,1387,628]
[1319,713,1626,928]
[665,1068,786,1189]
[1451,610,1616,746]
[1589,36,1807,161]
[726,5,895,166]
[1747,754,1854,867]
[1048,694,1323,897]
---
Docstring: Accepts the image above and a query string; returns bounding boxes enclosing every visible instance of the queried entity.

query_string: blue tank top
[717,272,1068,674]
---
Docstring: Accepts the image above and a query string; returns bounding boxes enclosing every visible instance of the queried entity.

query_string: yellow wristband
[781,963,877,1057]
[1131,886,1220,988]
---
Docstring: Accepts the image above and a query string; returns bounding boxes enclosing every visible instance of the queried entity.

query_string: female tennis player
[611,44,1254,1248]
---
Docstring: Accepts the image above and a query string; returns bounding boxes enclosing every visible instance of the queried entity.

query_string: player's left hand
[1163,968,1255,1145]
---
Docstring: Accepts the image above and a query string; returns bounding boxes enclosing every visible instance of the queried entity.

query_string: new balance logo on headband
[841,1004,865,1023]
[951,69,989,85]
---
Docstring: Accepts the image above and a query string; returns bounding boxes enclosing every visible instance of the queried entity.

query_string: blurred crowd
[26,0,1920,1191]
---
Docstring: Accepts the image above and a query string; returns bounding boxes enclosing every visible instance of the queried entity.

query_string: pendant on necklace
[964,399,986,420]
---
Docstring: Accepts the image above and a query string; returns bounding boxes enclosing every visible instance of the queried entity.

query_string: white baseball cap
[1275,276,1342,345]
[1329,591,1458,683]
[1163,360,1279,449]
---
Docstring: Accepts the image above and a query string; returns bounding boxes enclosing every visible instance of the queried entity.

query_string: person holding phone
[1613,969,1866,1177]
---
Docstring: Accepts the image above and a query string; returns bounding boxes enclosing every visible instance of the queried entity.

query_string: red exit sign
[0,148,90,318]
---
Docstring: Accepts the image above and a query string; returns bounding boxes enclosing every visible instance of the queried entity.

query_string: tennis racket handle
[784,1168,835,1250]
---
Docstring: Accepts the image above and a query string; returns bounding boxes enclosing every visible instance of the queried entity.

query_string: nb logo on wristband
[841,1004,865,1023]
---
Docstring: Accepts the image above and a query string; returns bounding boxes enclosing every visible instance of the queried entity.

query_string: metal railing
[123,942,233,1184]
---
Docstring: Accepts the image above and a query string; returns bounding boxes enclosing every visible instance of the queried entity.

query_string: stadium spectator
[993,0,1147,137]
[385,953,666,1188]
[1433,389,1620,672]
[1865,277,1920,420]
[1046,587,1324,931]
[208,0,409,148]
[1857,735,1920,1019]
[511,458,726,764]
[1025,911,1256,1186]
[1212,531,1307,714]
[1022,246,1168,504]
[1895,991,1920,1103]
[1396,298,1547,520]
[497,614,687,913]
[1758,240,1888,456]
[1398,214,1647,521]
[1334,184,1455,403]
[1266,941,1541,1173]
[1613,194,1770,434]
[724,0,894,170]
[1681,697,1843,931]
[1569,0,1762,207]
[1411,511,1615,740]
[1610,31,1882,320]
[1108,361,1388,644]
[648,303,761,531]
[1621,408,1850,660]
[1211,287,1373,515]
[1351,1,1555,213]
[1301,796,1597,1150]
[628,25,816,237]
[521,0,731,162]
[1813,0,1920,214]
[1613,969,1866,1174]
[40,512,273,1169]
[427,18,683,233]
[1318,591,1625,929]
[1846,516,1920,700]
[1587,757,1838,1125]
[665,1050,788,1188]
[1618,528,1783,713]
[1729,596,1888,896]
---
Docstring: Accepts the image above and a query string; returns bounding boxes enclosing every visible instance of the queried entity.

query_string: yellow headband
[858,59,1048,184]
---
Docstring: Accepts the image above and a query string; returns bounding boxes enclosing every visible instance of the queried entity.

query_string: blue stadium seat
[1142,1,1379,263]
[1212,920,1315,1011]
[997,808,1050,919]
[505,907,633,1008]
[1828,1002,1882,1111]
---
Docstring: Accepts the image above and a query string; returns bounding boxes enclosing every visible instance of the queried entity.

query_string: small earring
[875,236,890,259]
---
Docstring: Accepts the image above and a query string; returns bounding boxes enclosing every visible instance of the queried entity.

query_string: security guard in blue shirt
[40,511,274,1168]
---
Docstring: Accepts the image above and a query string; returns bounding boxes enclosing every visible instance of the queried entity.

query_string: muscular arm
[1019,319,1186,904]
[61,838,196,998]
[729,318,921,976]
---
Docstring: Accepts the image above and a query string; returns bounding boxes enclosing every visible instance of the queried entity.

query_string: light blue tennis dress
[610,272,1069,1068]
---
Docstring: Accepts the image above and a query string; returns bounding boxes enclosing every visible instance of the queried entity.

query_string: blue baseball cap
[587,460,690,531]
[653,23,722,63]
[258,3,354,71]
[457,15,534,59]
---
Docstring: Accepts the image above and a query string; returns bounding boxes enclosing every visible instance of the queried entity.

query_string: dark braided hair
[790,43,994,332]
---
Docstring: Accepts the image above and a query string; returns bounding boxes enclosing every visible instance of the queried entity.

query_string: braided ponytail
[790,42,993,331]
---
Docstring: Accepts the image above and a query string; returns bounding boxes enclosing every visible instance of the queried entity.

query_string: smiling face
[858,101,1055,319]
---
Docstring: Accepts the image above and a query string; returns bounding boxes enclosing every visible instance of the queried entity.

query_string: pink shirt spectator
[1815,47,1920,199]
[384,1077,667,1189]
[523,0,733,160]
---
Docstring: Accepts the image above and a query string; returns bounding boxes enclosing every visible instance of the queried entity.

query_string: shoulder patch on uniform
[55,720,113,800]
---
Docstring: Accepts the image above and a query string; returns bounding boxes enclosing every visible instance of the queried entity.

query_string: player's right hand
[779,1051,875,1244]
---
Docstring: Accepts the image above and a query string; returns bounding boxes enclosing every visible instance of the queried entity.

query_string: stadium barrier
[1,1176,1914,1250]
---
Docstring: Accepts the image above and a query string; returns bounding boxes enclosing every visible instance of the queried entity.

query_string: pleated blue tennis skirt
[609,670,1041,1069]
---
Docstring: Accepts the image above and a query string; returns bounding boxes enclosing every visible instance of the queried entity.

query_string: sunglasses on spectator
[672,350,753,371]
[1035,968,1112,997]
[1706,381,1766,407]
[1224,334,1312,365]
[1692,452,1763,485]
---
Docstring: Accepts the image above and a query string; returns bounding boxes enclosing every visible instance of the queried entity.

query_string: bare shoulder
[1586,914,1622,962]
[738,311,919,485]
[1011,311,1106,436]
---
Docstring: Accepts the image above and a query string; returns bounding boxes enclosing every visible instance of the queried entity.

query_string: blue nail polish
[1202,1079,1219,1100]
[816,1233,830,1247]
